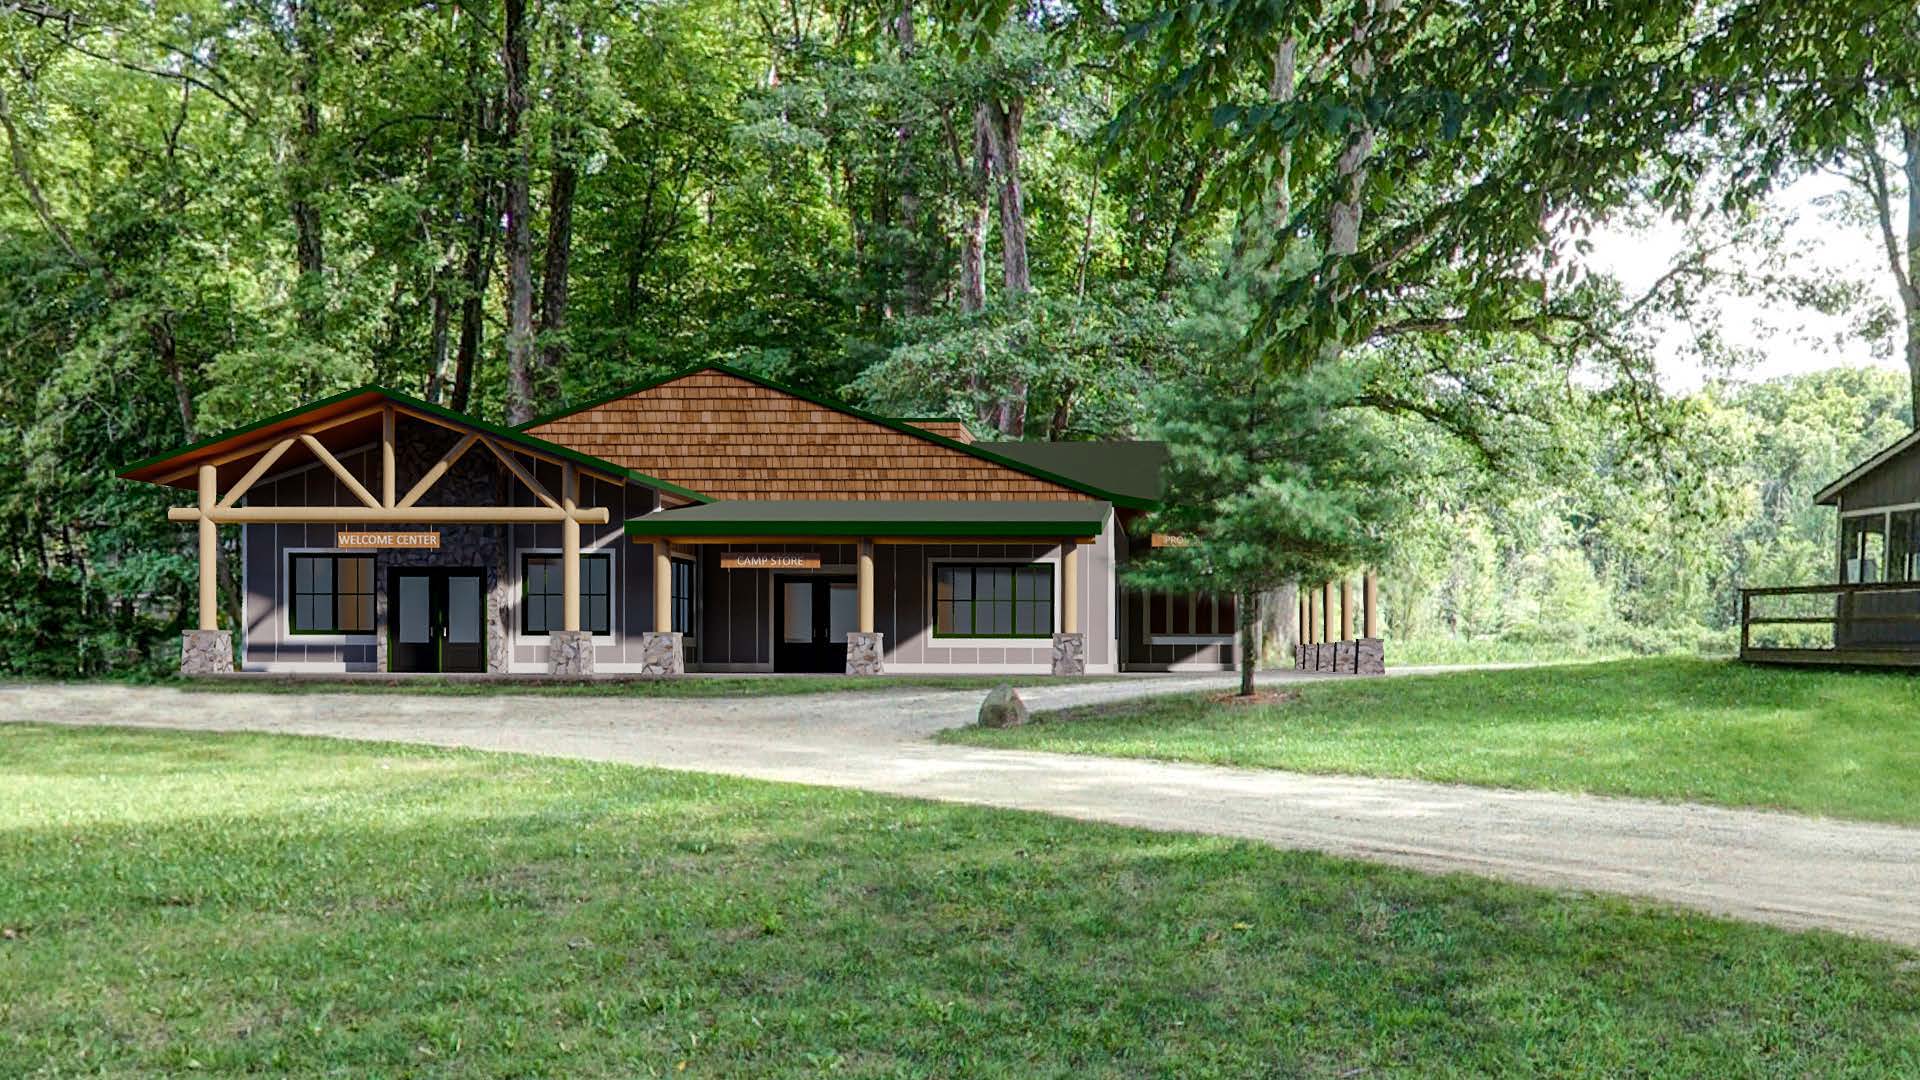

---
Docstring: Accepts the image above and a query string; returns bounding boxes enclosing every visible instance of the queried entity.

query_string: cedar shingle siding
[527,369,1094,502]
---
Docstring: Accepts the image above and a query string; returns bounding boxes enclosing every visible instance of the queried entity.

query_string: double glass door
[774,575,859,672]
[389,568,486,673]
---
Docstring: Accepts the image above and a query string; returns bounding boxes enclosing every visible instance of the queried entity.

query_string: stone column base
[1051,631,1086,676]
[546,630,596,677]
[1356,637,1385,675]
[641,632,684,676]
[1314,643,1334,673]
[1334,640,1355,674]
[180,630,234,675]
[845,631,884,675]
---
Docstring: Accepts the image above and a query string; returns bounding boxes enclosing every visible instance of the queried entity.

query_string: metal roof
[973,441,1170,503]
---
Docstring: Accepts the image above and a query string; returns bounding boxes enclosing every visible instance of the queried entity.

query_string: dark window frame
[287,552,375,635]
[520,551,613,636]
[932,562,1055,640]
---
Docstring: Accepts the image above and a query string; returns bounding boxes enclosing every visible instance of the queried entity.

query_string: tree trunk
[1904,122,1920,427]
[538,158,578,377]
[1259,582,1299,666]
[289,0,325,335]
[980,97,1030,437]
[1238,588,1257,697]
[893,0,929,316]
[1159,153,1210,298]
[501,0,536,425]
[425,283,452,403]
[450,193,494,415]
[1329,3,1397,257]
[961,104,993,426]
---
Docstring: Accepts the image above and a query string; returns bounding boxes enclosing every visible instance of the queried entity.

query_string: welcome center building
[121,364,1247,678]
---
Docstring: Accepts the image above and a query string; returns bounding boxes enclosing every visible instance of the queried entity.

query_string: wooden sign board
[337,531,442,550]
[720,551,821,570]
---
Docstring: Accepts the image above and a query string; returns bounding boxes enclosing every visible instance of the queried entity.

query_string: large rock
[978,685,1029,728]
[845,631,885,675]
[1051,631,1086,676]
[180,630,234,675]
[546,629,596,677]
[640,631,684,676]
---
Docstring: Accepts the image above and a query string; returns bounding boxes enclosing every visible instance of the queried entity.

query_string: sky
[1582,172,1905,392]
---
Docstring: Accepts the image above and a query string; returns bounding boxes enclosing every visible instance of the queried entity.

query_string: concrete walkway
[6,674,1920,949]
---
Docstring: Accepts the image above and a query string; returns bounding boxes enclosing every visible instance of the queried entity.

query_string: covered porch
[625,500,1113,676]
[119,387,691,676]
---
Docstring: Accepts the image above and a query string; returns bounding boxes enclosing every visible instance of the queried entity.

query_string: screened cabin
[1741,430,1920,663]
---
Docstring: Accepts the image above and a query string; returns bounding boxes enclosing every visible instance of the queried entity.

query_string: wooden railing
[1739,581,1920,665]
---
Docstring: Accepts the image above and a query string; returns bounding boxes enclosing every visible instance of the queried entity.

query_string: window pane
[1015,601,1036,636]
[935,600,953,634]
[951,569,971,600]
[447,576,481,644]
[546,596,565,635]
[295,557,313,593]
[985,568,1010,601]
[352,596,374,633]
[313,557,332,594]
[783,582,813,642]
[1016,568,1041,600]
[951,603,972,635]
[589,555,609,594]
[1036,598,1053,635]
[398,576,430,643]
[527,595,547,633]
[295,595,315,632]
[989,600,1012,635]
[590,594,610,635]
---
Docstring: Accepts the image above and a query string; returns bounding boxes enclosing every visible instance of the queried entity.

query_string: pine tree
[1129,358,1404,696]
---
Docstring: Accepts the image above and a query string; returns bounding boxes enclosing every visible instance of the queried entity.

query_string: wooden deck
[1739,581,1920,667]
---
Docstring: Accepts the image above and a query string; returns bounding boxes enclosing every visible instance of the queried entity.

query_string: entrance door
[389,568,487,673]
[774,575,859,672]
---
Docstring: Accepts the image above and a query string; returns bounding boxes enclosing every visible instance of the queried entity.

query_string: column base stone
[546,630,596,677]
[1334,640,1355,674]
[846,631,885,675]
[1356,637,1385,675]
[180,630,234,675]
[1052,632,1086,676]
[641,632,684,676]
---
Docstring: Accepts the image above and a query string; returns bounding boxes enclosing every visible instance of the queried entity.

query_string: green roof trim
[118,385,713,504]
[516,361,1160,510]
[625,499,1111,539]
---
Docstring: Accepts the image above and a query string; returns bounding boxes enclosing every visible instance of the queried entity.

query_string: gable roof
[974,440,1170,503]
[1815,429,1920,506]
[118,385,711,503]
[518,362,1157,508]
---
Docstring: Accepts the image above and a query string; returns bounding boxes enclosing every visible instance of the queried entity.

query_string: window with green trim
[522,553,612,635]
[934,564,1053,638]
[289,554,374,634]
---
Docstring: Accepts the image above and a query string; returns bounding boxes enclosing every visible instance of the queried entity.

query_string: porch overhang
[622,499,1111,543]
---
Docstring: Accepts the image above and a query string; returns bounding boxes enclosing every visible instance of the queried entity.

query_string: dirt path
[7,677,1920,949]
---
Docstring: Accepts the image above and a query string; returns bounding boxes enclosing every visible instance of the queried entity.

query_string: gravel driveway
[7,674,1920,949]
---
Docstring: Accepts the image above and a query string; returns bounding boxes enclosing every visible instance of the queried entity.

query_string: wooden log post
[197,464,218,631]
[1363,571,1379,638]
[561,462,580,633]
[858,539,876,634]
[1340,577,1355,641]
[654,540,672,633]
[1322,580,1337,643]
[1061,543,1080,635]
[381,406,396,508]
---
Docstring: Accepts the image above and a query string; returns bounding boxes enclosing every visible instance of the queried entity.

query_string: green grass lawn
[4,725,1920,1076]
[945,657,1920,825]
[161,672,1106,698]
